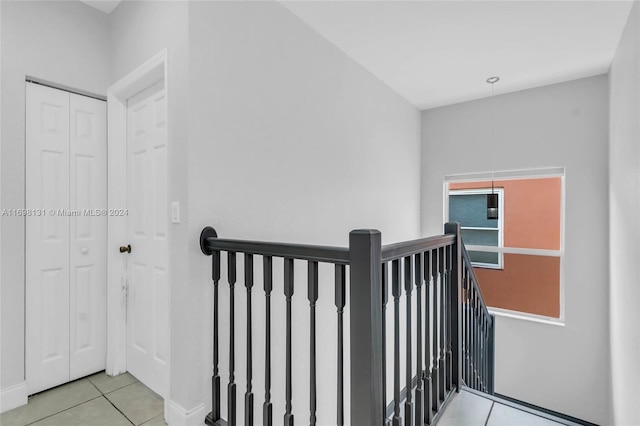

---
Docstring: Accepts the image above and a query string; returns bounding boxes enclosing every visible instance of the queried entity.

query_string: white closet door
[69,93,107,380]
[26,83,71,394]
[126,80,169,397]
[26,83,107,395]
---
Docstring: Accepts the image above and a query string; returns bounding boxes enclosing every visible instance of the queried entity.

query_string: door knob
[119,244,131,253]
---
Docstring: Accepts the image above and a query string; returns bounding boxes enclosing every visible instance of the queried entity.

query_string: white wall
[187,1,421,423]
[0,0,109,408]
[609,2,640,425]
[421,76,610,425]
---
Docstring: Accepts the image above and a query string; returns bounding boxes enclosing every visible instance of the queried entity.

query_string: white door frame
[106,49,168,376]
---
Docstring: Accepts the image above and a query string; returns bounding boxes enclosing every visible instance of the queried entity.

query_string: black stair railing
[199,222,494,426]
[460,241,496,395]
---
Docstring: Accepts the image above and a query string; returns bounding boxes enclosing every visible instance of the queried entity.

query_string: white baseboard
[0,381,28,414]
[166,399,207,426]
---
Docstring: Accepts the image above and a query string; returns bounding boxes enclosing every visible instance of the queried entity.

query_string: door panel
[69,93,107,381]
[26,83,107,394]
[126,81,169,398]
[26,83,71,394]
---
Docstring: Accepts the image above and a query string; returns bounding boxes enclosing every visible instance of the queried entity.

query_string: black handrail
[461,244,493,320]
[200,223,495,426]
[201,233,455,265]
[381,234,455,262]
[201,234,350,265]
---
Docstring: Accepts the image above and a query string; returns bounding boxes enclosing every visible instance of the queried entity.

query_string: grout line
[24,395,104,426]
[102,395,135,426]
[87,378,104,395]
[103,380,138,397]
[483,401,495,426]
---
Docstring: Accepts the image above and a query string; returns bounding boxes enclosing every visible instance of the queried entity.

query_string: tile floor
[437,389,580,426]
[0,372,166,426]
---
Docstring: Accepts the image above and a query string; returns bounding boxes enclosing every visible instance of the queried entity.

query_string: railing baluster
[488,315,496,394]
[470,283,475,389]
[414,253,423,426]
[335,265,346,426]
[424,250,433,425]
[438,247,446,402]
[392,259,402,426]
[245,254,254,426]
[473,290,478,389]
[485,315,489,391]
[201,228,221,426]
[484,315,489,392]
[228,252,237,426]
[211,250,221,422]
[284,258,295,426]
[442,247,448,393]
[308,261,319,426]
[474,290,480,390]
[404,256,414,426]
[467,269,473,387]
[263,256,273,426]
[477,295,482,390]
[463,268,469,386]
[381,262,390,426]
[479,314,484,392]
[446,244,453,392]
[486,316,490,391]
[430,249,439,413]
[480,313,484,390]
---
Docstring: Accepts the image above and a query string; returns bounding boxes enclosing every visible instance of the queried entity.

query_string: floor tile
[0,379,101,426]
[436,390,494,426]
[140,414,168,426]
[87,371,138,395]
[105,382,163,425]
[487,403,565,426]
[29,397,132,426]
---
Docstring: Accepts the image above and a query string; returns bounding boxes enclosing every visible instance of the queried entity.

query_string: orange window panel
[473,254,560,318]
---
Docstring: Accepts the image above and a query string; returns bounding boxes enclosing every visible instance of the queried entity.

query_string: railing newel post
[349,230,384,426]
[444,222,462,393]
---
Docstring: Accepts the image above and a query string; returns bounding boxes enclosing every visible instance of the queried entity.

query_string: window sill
[487,307,565,327]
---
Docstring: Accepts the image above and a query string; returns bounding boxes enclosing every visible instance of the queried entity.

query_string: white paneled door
[125,81,169,398]
[26,83,107,394]
[69,92,107,381]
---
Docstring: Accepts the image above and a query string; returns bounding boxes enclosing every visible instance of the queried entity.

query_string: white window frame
[443,167,566,324]
[448,188,504,269]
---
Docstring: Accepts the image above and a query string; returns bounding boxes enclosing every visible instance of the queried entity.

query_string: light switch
[171,201,180,224]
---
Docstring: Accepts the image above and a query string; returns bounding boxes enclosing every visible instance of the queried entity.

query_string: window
[449,189,504,269]
[445,171,564,322]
